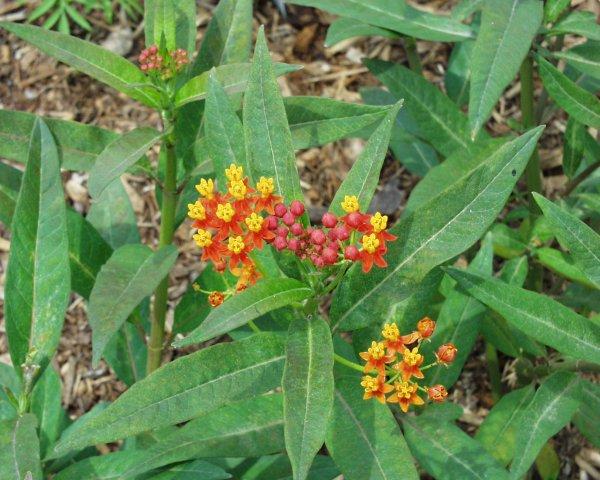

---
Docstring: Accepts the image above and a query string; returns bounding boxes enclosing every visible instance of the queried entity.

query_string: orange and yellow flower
[387,380,424,412]
[395,347,425,382]
[427,384,448,403]
[361,375,394,404]
[417,316,436,339]
[359,341,395,374]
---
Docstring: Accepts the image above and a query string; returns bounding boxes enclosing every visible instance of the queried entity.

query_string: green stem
[403,37,422,74]
[147,114,178,375]
[321,262,350,296]
[334,353,364,374]
[485,342,502,404]
[248,319,261,334]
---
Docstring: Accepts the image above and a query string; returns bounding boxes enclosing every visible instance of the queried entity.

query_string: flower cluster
[138,45,189,78]
[359,317,457,412]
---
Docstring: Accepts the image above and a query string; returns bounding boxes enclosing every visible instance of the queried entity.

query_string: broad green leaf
[324,17,398,47]
[543,0,570,23]
[365,59,483,156]
[290,0,473,42]
[330,127,543,332]
[192,0,253,76]
[535,247,598,289]
[30,366,65,458]
[145,0,196,52]
[547,11,600,41]
[88,244,178,366]
[88,178,140,249]
[475,385,535,465]
[403,415,510,480]
[510,372,582,479]
[283,316,334,480]
[5,119,70,371]
[562,117,586,178]
[53,333,285,455]
[538,55,600,128]
[88,128,162,199]
[446,268,600,364]
[285,96,393,150]
[469,0,542,137]
[0,161,22,225]
[329,101,402,216]
[175,62,299,108]
[0,22,160,107]
[205,72,249,188]
[326,376,419,480]
[553,41,600,80]
[445,39,474,107]
[238,454,339,480]
[104,322,147,386]
[0,414,43,480]
[243,29,303,203]
[174,278,312,347]
[146,460,231,480]
[0,109,120,171]
[534,193,600,288]
[573,380,600,448]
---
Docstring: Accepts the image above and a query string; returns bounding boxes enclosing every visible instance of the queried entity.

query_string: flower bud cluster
[359,317,457,412]
[138,45,189,78]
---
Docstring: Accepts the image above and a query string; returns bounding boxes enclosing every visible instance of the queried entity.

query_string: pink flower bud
[334,225,350,241]
[310,229,326,245]
[322,212,337,228]
[314,244,323,254]
[290,200,305,217]
[290,223,303,236]
[149,45,158,54]
[322,248,338,265]
[313,256,325,268]
[344,245,359,261]
[274,203,287,218]
[287,238,299,251]
[346,212,363,228]
[266,215,278,230]
[282,211,296,226]
[273,236,287,251]
[276,226,289,237]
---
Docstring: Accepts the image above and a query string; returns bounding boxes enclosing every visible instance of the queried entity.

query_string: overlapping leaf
[0,414,43,480]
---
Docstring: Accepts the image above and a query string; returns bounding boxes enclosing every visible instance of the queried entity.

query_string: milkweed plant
[0,0,599,479]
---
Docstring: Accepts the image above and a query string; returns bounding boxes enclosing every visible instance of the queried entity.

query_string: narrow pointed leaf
[325,17,398,47]
[573,380,600,448]
[88,244,178,366]
[175,278,312,347]
[469,0,542,137]
[446,268,600,363]
[144,460,231,480]
[329,101,402,216]
[548,11,600,41]
[145,0,196,52]
[445,39,474,107]
[0,161,22,226]
[5,119,70,371]
[30,366,65,458]
[238,454,339,480]
[544,0,570,23]
[535,247,598,289]
[553,41,600,80]
[562,118,586,178]
[104,322,147,386]
[0,414,43,480]
[283,316,334,480]
[243,29,303,203]
[88,128,162,199]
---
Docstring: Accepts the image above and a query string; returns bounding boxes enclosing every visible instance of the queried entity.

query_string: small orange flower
[381,323,405,355]
[369,212,397,243]
[387,380,424,412]
[193,229,226,263]
[254,176,282,214]
[359,233,388,273]
[226,235,253,269]
[244,212,275,249]
[213,202,243,238]
[231,262,261,291]
[208,291,224,307]
[395,347,425,382]
[361,375,394,404]
[417,317,436,339]
[427,384,448,403]
[436,343,458,365]
[359,341,395,374]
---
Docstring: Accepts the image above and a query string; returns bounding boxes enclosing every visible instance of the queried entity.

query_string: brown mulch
[0,0,598,478]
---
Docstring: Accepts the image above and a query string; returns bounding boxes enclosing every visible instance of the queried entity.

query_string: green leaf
[330,127,543,332]
[192,0,253,76]
[547,11,600,41]
[469,0,542,137]
[174,278,312,347]
[475,385,535,465]
[30,366,65,458]
[452,0,484,20]
[283,316,334,480]
[5,118,70,371]
[0,109,121,171]
[403,415,510,480]
[0,414,43,480]
[289,0,473,42]
[543,0,570,23]
[329,101,402,215]
[445,39,474,107]
[535,247,598,289]
[537,55,600,128]
[324,17,398,47]
[243,28,303,204]
[205,72,249,188]
[510,372,582,479]
[0,22,160,107]
[145,0,196,52]
[88,244,178,366]
[0,161,22,225]
[553,41,600,80]
[573,380,600,448]
[237,454,339,480]
[534,193,600,288]
[104,322,147,386]
[53,333,285,456]
[88,128,162,199]
[365,59,483,156]
[145,460,231,480]
[490,223,528,259]
[446,268,600,364]
[562,117,586,178]
[326,376,418,480]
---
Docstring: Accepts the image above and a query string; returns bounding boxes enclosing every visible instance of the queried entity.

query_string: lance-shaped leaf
[544,0,570,23]
[329,101,402,216]
[175,62,299,107]
[290,0,473,42]
[403,415,510,480]
[553,41,600,80]
[88,128,162,199]
[330,127,543,332]
[538,55,600,129]
[104,322,147,387]
[30,366,65,459]
[535,247,598,290]
[510,372,582,479]
[468,0,542,137]
[53,333,285,456]
[452,0,484,21]
[0,414,43,480]
[5,119,70,371]
[145,0,196,53]
[174,278,312,347]
[325,17,398,47]
[88,244,178,366]
[562,118,586,179]
[0,22,160,107]
[445,39,474,108]
[475,385,535,465]
[243,28,303,203]
[573,380,600,448]
[365,59,482,156]
[0,161,22,226]
[534,193,600,289]
[143,460,231,480]
[446,268,600,364]
[326,376,419,480]
[548,11,600,42]
[283,316,334,480]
